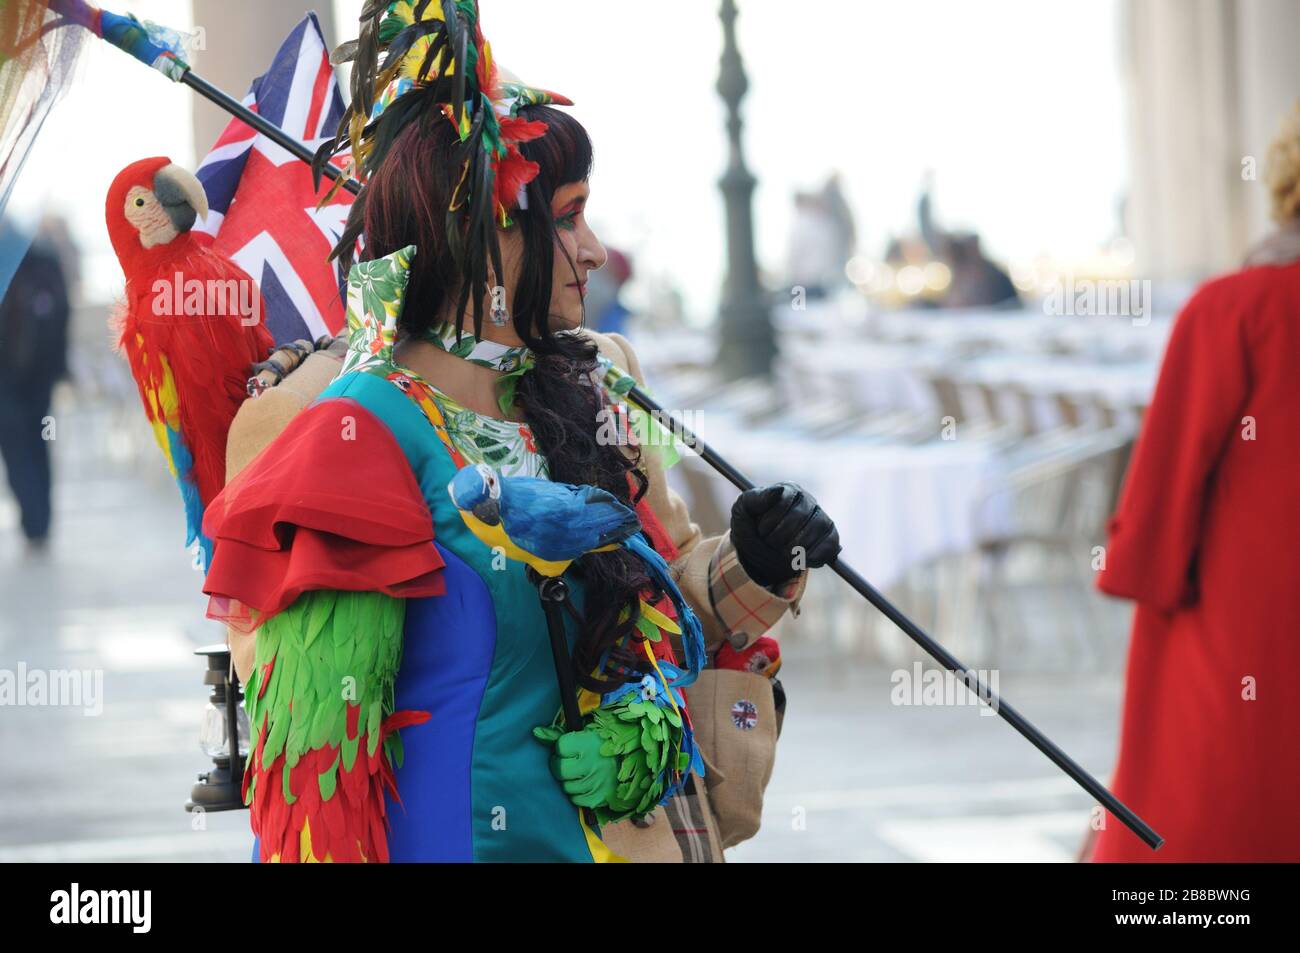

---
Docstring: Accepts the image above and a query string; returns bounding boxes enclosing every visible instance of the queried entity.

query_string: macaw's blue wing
[165,423,213,572]
[499,475,642,563]
[624,533,705,687]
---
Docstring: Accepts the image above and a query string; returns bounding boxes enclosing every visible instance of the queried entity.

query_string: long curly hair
[359,104,657,690]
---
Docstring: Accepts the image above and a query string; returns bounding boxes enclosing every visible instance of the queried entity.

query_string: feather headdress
[315,0,571,341]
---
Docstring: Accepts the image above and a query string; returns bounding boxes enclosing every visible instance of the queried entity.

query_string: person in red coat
[1089,252,1300,861]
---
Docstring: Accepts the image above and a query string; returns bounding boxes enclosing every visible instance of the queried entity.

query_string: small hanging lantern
[184,644,249,813]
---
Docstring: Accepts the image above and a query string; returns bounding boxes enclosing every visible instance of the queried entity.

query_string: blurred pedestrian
[914,176,1018,310]
[819,172,856,269]
[0,223,70,549]
[940,231,1019,309]
[786,174,854,300]
[1088,102,1300,862]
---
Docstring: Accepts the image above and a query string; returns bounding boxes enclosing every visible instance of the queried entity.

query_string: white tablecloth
[665,412,1006,592]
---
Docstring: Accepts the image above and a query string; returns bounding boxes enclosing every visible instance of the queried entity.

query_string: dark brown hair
[361,105,655,689]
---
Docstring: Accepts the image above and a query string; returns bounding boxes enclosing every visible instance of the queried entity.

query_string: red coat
[1092,261,1300,862]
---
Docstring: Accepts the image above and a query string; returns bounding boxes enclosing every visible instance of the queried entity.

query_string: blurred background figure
[35,212,81,304]
[820,173,857,279]
[915,176,1019,310]
[939,232,1020,310]
[786,173,856,300]
[585,245,634,336]
[0,217,70,551]
[1244,98,1300,267]
[1088,99,1300,862]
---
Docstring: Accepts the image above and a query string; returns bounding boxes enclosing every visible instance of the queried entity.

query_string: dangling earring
[489,298,510,326]
[489,282,509,326]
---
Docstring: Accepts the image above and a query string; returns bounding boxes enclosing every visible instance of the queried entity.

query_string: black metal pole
[180,69,361,196]
[624,383,1163,851]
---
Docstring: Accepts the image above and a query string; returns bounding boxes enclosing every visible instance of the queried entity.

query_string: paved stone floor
[731,650,1122,862]
[0,413,1131,863]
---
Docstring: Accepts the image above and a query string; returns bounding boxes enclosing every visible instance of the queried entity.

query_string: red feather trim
[494,147,540,218]
[248,740,392,863]
[256,655,274,699]
[498,115,549,143]
[244,699,430,862]
[381,709,432,733]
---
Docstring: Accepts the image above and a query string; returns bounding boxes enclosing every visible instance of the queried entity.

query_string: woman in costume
[202,0,840,862]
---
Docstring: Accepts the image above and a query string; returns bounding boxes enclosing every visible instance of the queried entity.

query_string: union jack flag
[195,13,353,345]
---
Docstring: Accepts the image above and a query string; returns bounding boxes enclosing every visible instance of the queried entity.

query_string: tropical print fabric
[338,245,415,378]
[385,368,548,479]
[422,318,535,416]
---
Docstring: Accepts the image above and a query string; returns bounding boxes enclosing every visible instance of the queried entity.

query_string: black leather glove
[729,482,840,588]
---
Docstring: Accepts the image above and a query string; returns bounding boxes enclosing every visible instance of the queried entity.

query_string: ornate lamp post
[716,0,775,380]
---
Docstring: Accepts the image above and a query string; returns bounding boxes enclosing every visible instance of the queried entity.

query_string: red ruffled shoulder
[203,398,446,631]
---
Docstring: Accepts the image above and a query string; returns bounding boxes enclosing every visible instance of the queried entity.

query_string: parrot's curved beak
[472,499,501,526]
[153,163,209,233]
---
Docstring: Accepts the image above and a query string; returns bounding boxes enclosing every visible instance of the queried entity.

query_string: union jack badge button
[731,699,759,730]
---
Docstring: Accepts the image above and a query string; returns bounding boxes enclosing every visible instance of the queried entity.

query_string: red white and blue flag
[195,13,353,345]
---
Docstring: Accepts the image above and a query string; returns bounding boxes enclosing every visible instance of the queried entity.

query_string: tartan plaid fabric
[664,776,724,863]
[706,534,808,650]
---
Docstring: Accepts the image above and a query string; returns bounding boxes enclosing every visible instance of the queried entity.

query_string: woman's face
[546,180,606,330]
[488,179,606,340]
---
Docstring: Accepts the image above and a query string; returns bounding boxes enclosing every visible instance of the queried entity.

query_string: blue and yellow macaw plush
[447,462,640,576]
[446,462,704,686]
[448,462,707,823]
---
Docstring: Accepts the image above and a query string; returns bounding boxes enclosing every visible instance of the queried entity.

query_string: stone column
[1234,0,1300,240]
[1120,0,1300,282]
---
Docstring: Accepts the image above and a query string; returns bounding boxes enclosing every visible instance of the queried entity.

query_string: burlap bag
[599,806,681,862]
[685,668,779,849]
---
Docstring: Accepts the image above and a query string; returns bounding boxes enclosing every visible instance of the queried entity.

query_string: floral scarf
[422,320,536,416]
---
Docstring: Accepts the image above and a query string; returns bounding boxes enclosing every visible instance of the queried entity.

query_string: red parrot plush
[715,636,782,679]
[106,156,273,570]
